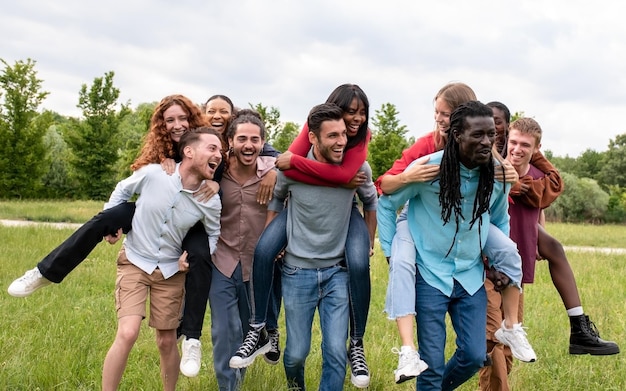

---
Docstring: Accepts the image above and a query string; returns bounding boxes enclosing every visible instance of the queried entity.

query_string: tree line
[1,59,625,223]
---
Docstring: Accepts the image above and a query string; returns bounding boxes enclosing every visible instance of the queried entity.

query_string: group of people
[7,82,619,390]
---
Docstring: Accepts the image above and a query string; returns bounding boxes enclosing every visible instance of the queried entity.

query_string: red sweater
[283,122,370,186]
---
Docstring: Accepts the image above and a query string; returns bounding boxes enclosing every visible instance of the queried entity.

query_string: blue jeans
[282,263,349,391]
[385,218,521,319]
[251,204,370,339]
[208,262,250,391]
[415,268,487,391]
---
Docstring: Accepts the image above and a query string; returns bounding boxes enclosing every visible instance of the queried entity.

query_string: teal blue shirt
[377,150,510,296]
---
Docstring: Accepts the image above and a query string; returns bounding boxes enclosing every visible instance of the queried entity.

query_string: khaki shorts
[115,248,185,330]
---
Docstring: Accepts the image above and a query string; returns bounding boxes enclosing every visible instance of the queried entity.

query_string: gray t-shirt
[269,150,377,269]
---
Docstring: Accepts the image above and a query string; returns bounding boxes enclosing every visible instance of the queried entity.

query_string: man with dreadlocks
[378,101,512,391]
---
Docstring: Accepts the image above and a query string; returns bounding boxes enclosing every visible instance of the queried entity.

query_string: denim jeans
[385,218,521,319]
[415,268,487,391]
[251,205,370,339]
[208,262,250,391]
[282,262,349,391]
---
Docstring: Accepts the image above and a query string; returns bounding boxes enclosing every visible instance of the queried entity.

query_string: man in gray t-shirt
[268,103,377,390]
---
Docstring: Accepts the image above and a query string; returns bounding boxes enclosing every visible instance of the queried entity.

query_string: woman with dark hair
[230,83,375,389]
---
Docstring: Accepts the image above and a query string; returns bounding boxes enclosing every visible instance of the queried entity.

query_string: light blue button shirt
[377,150,510,296]
[104,163,221,279]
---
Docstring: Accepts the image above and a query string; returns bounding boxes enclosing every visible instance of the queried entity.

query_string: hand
[495,160,519,184]
[485,266,511,292]
[178,251,189,272]
[345,171,367,189]
[400,156,439,184]
[194,180,219,203]
[275,151,293,171]
[160,158,176,175]
[256,169,277,205]
[104,228,123,245]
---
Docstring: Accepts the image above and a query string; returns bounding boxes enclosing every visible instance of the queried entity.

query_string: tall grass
[0,222,624,390]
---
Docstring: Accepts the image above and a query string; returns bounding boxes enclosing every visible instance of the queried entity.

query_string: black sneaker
[348,338,370,388]
[264,329,281,365]
[229,326,271,368]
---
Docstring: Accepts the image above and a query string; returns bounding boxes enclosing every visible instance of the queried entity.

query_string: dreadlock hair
[439,101,496,256]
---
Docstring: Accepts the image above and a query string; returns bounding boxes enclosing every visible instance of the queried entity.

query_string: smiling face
[434,97,453,140]
[507,128,540,175]
[343,98,366,138]
[205,98,233,134]
[229,122,264,167]
[309,119,347,164]
[455,116,496,168]
[163,104,189,143]
[185,133,223,180]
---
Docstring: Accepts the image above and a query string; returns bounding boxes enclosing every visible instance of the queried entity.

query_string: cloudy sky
[3,0,625,157]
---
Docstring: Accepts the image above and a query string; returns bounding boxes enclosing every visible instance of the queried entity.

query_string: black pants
[37,202,212,339]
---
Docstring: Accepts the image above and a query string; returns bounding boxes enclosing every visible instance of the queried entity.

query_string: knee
[116,325,140,346]
[465,346,488,371]
[155,331,177,353]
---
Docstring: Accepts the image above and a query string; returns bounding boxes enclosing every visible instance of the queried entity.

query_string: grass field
[0,201,624,390]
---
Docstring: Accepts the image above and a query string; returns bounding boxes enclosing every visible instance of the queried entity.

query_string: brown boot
[569,314,620,355]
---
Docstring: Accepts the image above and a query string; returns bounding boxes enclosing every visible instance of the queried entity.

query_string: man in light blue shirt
[101,128,222,391]
[377,101,509,391]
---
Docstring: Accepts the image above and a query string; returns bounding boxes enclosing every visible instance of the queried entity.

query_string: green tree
[250,103,281,143]
[114,101,156,180]
[40,121,77,198]
[271,121,300,153]
[597,133,626,189]
[545,172,609,223]
[0,58,51,198]
[367,103,409,180]
[65,71,130,200]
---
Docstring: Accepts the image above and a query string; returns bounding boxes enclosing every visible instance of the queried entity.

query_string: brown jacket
[510,150,564,209]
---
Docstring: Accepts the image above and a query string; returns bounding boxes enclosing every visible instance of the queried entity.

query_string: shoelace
[269,332,279,353]
[20,269,41,284]
[349,343,368,374]
[512,326,533,349]
[236,330,259,356]
[183,341,200,362]
[391,347,415,367]
[585,317,601,338]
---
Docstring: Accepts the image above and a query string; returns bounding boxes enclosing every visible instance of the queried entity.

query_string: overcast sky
[3,0,625,157]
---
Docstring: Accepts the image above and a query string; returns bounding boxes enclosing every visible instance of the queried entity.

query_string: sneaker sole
[8,282,52,297]
[569,344,620,355]
[263,353,280,365]
[180,364,200,378]
[229,342,271,368]
[350,374,370,389]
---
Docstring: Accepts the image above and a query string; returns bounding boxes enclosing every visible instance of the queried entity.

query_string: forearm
[364,210,377,249]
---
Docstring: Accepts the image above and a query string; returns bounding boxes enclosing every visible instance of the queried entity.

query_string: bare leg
[156,329,180,391]
[537,224,581,310]
[397,315,416,349]
[102,315,142,391]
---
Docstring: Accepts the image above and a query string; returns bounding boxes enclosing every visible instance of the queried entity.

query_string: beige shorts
[115,248,185,330]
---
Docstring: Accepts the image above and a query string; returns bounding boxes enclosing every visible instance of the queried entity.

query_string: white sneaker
[180,338,202,377]
[495,321,537,362]
[392,346,429,384]
[8,267,51,297]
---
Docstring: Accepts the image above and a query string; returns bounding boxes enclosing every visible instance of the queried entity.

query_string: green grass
[0,207,624,390]
[0,200,103,223]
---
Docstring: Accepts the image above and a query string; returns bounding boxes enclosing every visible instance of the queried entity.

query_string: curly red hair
[131,94,209,170]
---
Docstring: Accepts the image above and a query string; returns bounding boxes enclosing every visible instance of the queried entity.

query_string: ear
[228,138,234,149]
[308,131,317,145]
[452,128,461,142]
[183,145,194,159]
